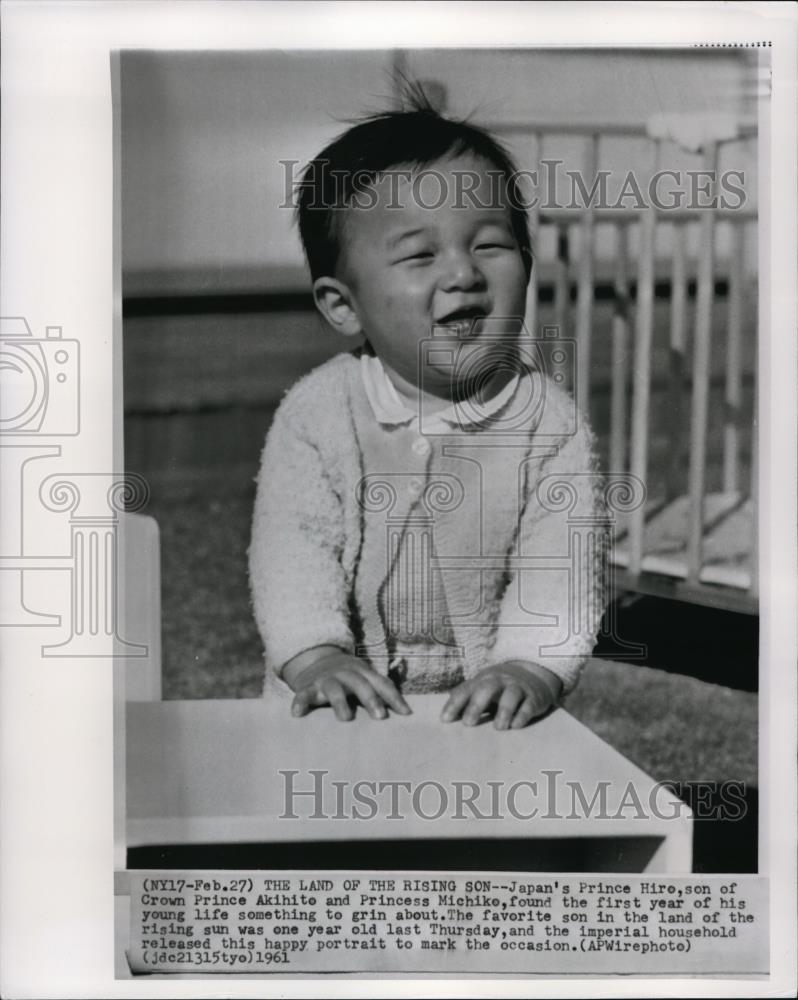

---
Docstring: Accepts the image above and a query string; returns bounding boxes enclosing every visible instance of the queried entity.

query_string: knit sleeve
[248,403,355,683]
[485,417,608,695]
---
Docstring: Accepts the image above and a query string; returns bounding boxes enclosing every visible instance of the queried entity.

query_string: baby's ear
[312,277,362,338]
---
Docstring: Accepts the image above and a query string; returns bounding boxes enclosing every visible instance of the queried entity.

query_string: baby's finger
[290,688,313,717]
[440,683,474,723]
[338,671,387,720]
[493,683,524,731]
[510,694,544,730]
[321,677,354,721]
[462,680,501,726]
[291,682,330,717]
[363,671,412,715]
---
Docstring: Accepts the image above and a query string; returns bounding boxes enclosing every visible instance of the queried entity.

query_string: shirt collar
[360,352,520,432]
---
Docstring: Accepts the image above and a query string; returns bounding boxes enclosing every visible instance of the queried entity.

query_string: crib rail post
[686,141,719,585]
[609,222,630,474]
[627,140,661,575]
[749,342,759,598]
[666,221,689,501]
[575,134,599,413]
[554,225,570,347]
[524,131,543,340]
[723,220,746,494]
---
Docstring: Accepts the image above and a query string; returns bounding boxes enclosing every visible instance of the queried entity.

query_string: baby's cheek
[383,288,430,334]
[388,272,430,302]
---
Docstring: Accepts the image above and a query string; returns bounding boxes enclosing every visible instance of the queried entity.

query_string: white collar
[360,352,520,434]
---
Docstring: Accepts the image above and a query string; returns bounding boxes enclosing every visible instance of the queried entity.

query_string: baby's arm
[283,645,411,721]
[444,418,606,729]
[249,405,353,671]
[250,402,410,720]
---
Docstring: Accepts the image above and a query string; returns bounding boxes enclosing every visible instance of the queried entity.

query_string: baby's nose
[441,252,485,291]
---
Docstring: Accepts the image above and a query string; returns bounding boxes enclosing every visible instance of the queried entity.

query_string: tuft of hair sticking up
[294,82,532,282]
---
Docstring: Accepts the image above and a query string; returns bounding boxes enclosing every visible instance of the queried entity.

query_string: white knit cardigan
[249,352,607,697]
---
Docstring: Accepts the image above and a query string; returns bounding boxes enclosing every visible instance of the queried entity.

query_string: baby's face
[336,153,529,397]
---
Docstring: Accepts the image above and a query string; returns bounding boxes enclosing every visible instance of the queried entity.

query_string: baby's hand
[283,646,412,722]
[441,661,562,730]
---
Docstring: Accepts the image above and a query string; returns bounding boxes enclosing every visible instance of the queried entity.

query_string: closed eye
[475,242,514,251]
[398,250,435,263]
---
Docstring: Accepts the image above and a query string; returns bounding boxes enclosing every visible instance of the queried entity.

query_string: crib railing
[492,124,759,614]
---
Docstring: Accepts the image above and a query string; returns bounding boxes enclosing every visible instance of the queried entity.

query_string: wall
[120,47,758,293]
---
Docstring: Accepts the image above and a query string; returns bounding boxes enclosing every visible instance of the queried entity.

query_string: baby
[249,99,606,729]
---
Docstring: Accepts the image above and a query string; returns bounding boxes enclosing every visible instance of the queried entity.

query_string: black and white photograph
[0,2,796,996]
[119,39,761,970]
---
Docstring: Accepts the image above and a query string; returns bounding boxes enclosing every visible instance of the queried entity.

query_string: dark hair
[295,98,532,283]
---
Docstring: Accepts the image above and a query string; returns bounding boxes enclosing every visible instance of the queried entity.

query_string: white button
[412,437,431,456]
[408,478,423,496]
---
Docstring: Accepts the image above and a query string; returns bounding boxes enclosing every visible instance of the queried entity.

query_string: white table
[125,694,692,873]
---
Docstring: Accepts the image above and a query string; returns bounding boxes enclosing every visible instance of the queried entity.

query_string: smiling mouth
[435,305,489,335]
